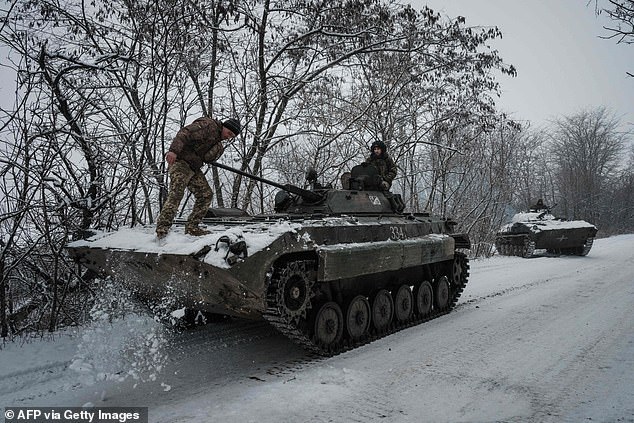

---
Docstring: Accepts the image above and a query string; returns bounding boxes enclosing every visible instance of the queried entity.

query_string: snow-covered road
[1,235,633,423]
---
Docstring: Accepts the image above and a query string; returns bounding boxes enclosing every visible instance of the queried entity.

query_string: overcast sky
[415,0,634,130]
[2,1,632,131]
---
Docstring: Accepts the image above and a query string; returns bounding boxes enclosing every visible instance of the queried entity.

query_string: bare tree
[0,85,90,335]
[595,143,634,233]
[0,0,207,336]
[508,129,558,209]
[549,107,627,221]
[595,0,634,76]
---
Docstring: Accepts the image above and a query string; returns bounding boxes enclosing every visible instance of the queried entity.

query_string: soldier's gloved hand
[165,151,177,167]
[381,180,389,190]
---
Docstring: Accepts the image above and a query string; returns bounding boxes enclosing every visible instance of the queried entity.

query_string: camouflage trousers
[156,160,212,231]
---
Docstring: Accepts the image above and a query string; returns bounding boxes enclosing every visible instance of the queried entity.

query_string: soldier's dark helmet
[223,118,242,136]
[370,141,387,153]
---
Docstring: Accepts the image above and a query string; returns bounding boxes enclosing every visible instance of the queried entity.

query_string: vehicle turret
[211,161,405,215]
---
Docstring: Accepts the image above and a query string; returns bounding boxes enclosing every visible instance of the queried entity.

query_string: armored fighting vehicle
[495,200,597,258]
[67,162,470,355]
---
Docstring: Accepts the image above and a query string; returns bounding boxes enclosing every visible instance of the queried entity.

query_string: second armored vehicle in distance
[495,199,597,258]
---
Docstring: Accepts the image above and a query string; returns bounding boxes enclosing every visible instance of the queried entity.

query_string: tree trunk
[0,260,7,338]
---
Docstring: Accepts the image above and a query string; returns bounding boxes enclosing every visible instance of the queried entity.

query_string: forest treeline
[0,0,632,337]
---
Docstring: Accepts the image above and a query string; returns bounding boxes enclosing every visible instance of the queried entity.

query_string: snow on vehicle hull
[67,220,309,319]
[69,245,264,319]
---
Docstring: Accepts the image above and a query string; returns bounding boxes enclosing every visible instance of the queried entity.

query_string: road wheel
[434,276,450,310]
[393,285,413,322]
[414,280,433,316]
[371,289,393,333]
[313,302,343,348]
[345,295,371,340]
[522,238,536,258]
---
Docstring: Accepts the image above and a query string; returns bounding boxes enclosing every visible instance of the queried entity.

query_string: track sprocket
[267,260,316,323]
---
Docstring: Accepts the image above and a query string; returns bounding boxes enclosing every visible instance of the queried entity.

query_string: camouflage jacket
[366,152,397,184]
[168,117,224,170]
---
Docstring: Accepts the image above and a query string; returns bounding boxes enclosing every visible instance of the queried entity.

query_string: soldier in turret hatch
[306,168,329,190]
[366,141,397,191]
[156,116,241,240]
[530,198,548,212]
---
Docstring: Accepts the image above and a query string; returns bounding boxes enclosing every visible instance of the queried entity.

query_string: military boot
[185,225,211,236]
[156,227,169,240]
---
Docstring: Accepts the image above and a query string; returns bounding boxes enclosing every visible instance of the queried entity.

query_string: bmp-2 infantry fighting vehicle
[67,162,470,355]
[495,199,598,258]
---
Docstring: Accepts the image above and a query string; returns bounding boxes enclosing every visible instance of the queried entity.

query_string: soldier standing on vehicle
[366,140,397,191]
[155,116,241,240]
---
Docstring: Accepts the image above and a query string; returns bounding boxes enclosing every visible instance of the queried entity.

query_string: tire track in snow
[0,361,72,396]
[166,319,278,359]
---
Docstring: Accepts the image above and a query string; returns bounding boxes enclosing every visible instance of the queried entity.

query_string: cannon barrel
[210,161,323,203]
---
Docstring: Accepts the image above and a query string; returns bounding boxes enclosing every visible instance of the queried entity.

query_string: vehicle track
[264,252,470,356]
